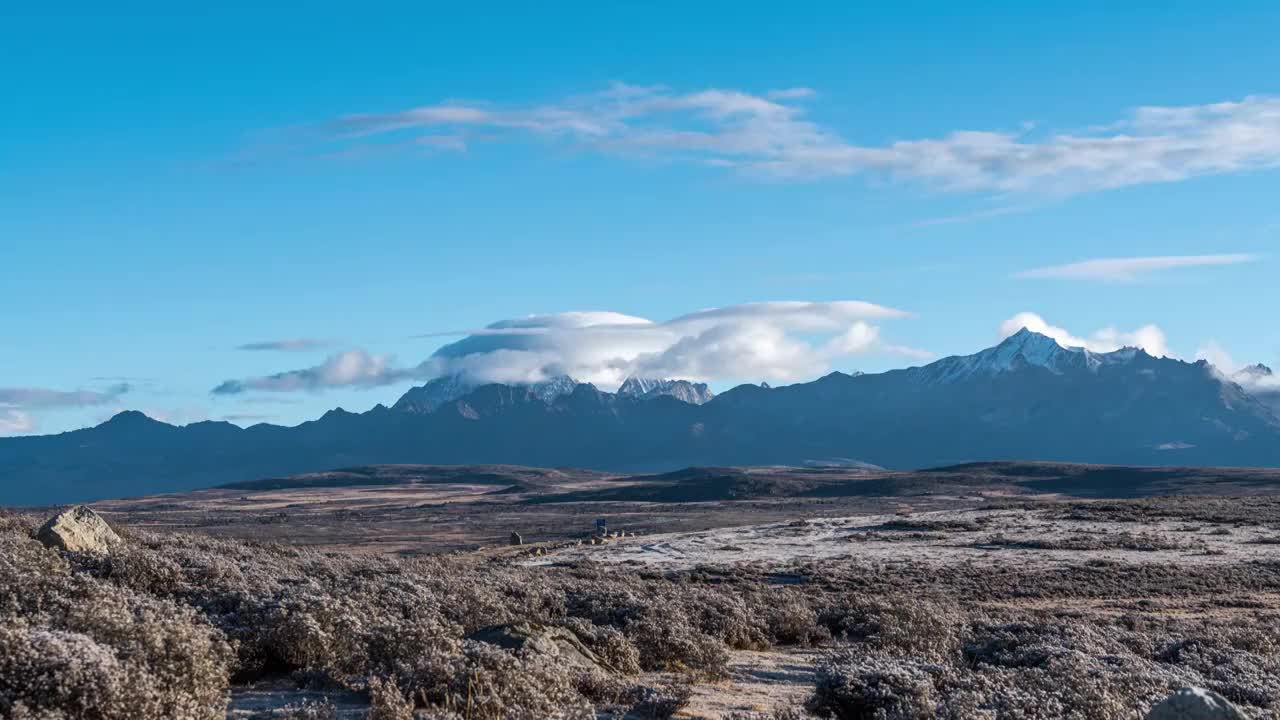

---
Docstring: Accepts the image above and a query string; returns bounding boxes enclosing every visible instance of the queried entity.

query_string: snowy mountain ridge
[394,373,715,412]
[617,377,716,405]
[911,328,1148,384]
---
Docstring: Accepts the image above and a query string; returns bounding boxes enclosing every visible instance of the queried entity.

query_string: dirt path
[675,649,818,719]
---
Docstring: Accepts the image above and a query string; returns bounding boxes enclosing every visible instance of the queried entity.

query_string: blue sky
[2,1,1278,434]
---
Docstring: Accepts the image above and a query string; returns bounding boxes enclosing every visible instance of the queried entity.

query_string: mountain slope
[3,331,1279,505]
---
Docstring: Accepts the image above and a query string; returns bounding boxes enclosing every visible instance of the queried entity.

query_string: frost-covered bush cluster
[5,508,1280,719]
[0,513,806,718]
[0,514,233,719]
[808,598,1280,719]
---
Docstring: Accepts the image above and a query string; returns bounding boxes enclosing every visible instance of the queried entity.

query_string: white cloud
[0,409,34,435]
[629,322,829,383]
[212,301,925,394]
[235,338,332,352]
[667,301,906,330]
[1195,340,1239,375]
[307,87,1280,195]
[0,384,130,436]
[424,302,919,389]
[1196,341,1280,393]
[0,384,130,409]
[913,205,1033,227]
[999,312,1171,358]
[826,322,882,355]
[212,350,417,395]
[767,87,817,101]
[1015,254,1259,281]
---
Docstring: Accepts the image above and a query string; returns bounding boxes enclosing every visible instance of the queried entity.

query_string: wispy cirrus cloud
[0,383,131,409]
[211,350,413,395]
[235,338,332,352]
[912,205,1036,228]
[1014,253,1259,282]
[295,86,1280,195]
[0,383,132,435]
[211,301,926,395]
[221,413,275,424]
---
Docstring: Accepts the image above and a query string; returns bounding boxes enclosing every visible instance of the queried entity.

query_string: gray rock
[467,623,610,672]
[36,506,121,553]
[1145,688,1247,720]
[509,531,523,546]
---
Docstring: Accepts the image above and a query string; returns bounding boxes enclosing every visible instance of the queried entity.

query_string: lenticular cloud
[212,301,923,395]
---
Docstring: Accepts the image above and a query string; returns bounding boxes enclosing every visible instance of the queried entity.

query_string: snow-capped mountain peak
[527,375,579,403]
[395,373,716,412]
[982,328,1073,372]
[912,329,1146,384]
[1235,363,1275,381]
[393,373,581,412]
[617,377,716,405]
[392,374,474,412]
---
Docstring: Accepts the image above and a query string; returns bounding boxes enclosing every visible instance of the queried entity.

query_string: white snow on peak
[617,377,716,405]
[527,375,580,403]
[398,373,715,411]
[987,328,1072,371]
[915,329,1146,384]
[395,373,581,412]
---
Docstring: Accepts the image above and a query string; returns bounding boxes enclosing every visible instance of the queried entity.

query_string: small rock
[468,623,611,672]
[509,531,523,546]
[1145,687,1247,720]
[36,506,121,553]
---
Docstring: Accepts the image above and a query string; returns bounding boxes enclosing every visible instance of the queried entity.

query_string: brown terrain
[9,461,1280,719]
[89,461,1280,554]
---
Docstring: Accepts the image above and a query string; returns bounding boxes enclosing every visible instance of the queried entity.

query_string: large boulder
[1145,688,1247,720]
[36,506,122,553]
[467,623,610,672]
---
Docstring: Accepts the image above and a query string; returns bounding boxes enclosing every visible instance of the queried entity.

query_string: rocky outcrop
[467,623,609,672]
[1145,687,1247,720]
[36,506,121,553]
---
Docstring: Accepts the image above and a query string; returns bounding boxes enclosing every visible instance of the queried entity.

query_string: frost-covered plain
[531,506,1280,569]
[9,474,1280,718]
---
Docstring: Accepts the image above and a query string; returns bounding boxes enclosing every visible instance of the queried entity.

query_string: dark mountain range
[3,329,1279,505]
